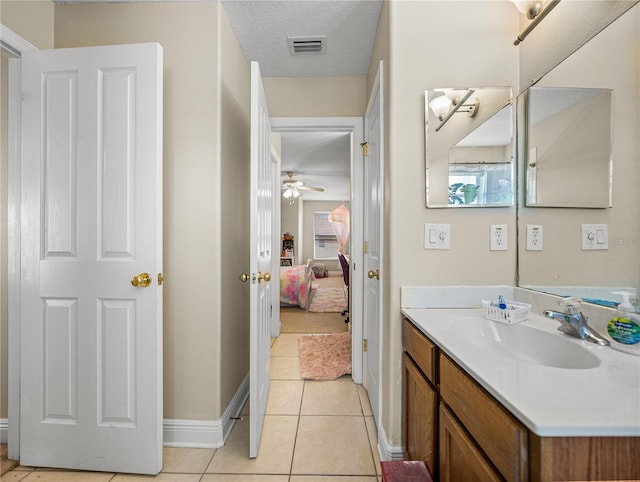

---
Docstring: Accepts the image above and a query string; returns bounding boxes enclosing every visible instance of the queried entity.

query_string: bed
[280,263,314,309]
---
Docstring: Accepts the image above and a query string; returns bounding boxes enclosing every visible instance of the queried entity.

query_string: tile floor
[3,332,381,481]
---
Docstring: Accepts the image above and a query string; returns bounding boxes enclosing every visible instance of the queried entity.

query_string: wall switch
[582,224,608,250]
[490,224,508,251]
[424,223,450,250]
[526,224,543,251]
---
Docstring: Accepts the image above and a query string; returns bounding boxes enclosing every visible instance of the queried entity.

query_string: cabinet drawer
[440,354,528,482]
[402,318,437,384]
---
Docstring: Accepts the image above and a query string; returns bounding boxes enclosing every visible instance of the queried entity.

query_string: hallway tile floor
[3,332,381,481]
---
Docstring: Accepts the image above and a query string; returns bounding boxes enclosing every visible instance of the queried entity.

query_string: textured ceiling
[222,0,382,77]
[222,0,380,202]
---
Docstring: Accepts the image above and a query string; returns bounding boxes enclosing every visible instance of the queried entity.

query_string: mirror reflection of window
[448,164,512,206]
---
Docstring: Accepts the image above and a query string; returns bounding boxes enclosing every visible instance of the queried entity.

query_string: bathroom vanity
[401,309,640,482]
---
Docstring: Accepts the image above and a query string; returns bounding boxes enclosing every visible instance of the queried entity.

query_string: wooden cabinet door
[439,404,502,482]
[403,353,437,476]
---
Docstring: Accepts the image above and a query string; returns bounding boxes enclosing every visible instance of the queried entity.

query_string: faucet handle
[561,296,582,314]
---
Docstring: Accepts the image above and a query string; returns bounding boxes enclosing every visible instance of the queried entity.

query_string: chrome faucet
[544,297,610,346]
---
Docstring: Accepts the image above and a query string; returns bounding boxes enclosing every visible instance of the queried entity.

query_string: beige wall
[376,1,519,446]
[219,4,251,411]
[263,76,367,117]
[54,1,223,420]
[0,1,54,50]
[0,0,55,423]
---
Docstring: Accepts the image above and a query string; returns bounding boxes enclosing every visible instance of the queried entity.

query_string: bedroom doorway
[271,117,364,384]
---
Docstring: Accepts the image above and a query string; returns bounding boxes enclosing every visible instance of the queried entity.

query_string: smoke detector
[288,36,327,55]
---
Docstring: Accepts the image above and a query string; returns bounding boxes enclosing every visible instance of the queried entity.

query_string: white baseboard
[163,374,249,448]
[1,378,249,450]
[163,418,224,448]
[376,421,404,461]
[0,419,7,443]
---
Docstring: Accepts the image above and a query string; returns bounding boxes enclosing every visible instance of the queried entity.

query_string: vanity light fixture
[512,0,561,46]
[430,89,480,132]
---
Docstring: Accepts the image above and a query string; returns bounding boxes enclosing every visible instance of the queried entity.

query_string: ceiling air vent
[288,36,327,55]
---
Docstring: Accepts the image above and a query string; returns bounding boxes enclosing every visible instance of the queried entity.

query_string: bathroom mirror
[517,5,640,308]
[425,87,514,208]
[521,86,612,208]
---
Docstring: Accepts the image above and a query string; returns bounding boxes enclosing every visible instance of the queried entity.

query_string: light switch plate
[526,224,543,251]
[424,223,450,250]
[582,224,608,250]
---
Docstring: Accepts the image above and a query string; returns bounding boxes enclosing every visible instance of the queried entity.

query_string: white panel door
[249,61,274,458]
[20,43,163,474]
[363,61,384,424]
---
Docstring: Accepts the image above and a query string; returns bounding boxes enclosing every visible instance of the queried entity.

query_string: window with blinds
[313,212,339,259]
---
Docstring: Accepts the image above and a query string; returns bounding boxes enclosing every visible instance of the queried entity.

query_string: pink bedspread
[280,265,313,309]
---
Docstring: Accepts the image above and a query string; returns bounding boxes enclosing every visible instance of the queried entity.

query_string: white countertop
[402,308,640,437]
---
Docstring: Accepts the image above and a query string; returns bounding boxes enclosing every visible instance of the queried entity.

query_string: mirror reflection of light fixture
[428,95,452,121]
[512,0,561,46]
[512,0,543,19]
[429,89,480,132]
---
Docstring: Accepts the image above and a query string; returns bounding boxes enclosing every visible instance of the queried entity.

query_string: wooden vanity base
[529,435,640,481]
[402,317,640,482]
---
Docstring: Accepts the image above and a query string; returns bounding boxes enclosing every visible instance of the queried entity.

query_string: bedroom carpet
[297,332,352,380]
[280,307,347,333]
[308,287,348,313]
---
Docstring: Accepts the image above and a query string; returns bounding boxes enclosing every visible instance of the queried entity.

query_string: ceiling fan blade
[298,185,325,192]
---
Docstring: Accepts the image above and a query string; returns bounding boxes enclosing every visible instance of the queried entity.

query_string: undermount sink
[445,317,601,369]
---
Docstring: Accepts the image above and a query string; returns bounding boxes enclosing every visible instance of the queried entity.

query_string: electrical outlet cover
[490,224,508,251]
[526,224,543,251]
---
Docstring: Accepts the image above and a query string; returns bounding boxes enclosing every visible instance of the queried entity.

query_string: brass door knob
[239,273,251,283]
[131,273,152,287]
[258,272,271,282]
[367,269,380,280]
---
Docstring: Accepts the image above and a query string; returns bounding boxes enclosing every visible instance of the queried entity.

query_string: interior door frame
[2,24,38,460]
[271,116,364,384]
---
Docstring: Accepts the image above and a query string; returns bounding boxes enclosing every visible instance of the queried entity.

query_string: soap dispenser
[607,291,640,356]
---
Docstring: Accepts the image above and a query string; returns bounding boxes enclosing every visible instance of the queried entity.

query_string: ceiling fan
[281,171,324,201]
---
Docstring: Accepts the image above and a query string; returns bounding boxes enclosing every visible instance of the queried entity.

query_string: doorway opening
[271,117,364,385]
